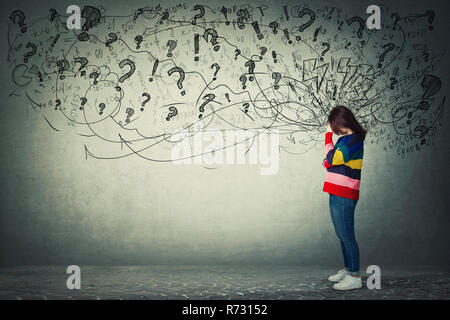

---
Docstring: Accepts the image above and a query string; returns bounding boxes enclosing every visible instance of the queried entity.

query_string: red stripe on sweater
[323,159,332,169]
[323,181,359,200]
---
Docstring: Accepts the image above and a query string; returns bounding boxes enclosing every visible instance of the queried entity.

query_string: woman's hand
[327,122,333,133]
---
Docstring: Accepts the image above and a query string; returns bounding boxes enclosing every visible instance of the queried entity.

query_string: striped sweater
[322,132,364,200]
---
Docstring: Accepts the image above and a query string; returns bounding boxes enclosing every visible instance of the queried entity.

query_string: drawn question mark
[389,77,398,89]
[141,93,151,111]
[234,49,241,60]
[10,10,27,33]
[191,5,205,25]
[411,75,440,127]
[203,28,220,51]
[99,103,106,115]
[55,99,61,110]
[166,106,178,121]
[320,42,330,60]
[236,9,250,29]
[259,46,267,58]
[272,72,281,90]
[198,93,215,119]
[56,59,69,80]
[347,16,365,45]
[378,43,395,68]
[211,63,220,81]
[105,32,118,48]
[89,71,99,84]
[80,97,87,110]
[243,102,250,113]
[23,42,37,63]
[166,40,177,57]
[125,108,134,123]
[74,57,88,76]
[269,21,279,34]
[239,75,247,89]
[244,60,255,81]
[167,67,186,96]
[118,59,136,83]
[295,8,315,41]
[135,35,143,49]
[391,13,400,30]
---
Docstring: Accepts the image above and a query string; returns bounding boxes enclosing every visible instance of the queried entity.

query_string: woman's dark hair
[328,106,367,140]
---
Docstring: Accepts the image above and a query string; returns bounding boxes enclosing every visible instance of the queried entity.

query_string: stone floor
[0,265,449,300]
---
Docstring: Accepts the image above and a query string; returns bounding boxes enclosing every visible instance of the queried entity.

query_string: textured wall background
[0,0,449,267]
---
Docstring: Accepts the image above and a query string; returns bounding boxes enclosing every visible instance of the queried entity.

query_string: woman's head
[328,106,367,139]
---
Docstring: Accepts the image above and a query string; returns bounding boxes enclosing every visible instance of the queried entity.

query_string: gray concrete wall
[1,0,449,266]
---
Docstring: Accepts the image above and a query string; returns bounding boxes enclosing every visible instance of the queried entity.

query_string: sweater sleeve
[322,158,332,169]
[322,132,334,169]
[324,132,334,155]
[325,133,363,166]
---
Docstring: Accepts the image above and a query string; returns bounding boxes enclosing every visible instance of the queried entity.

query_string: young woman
[322,106,367,291]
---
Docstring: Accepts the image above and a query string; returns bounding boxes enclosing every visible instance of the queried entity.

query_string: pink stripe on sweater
[325,172,360,190]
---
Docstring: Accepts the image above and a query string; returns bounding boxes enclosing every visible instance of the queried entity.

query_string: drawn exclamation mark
[272,50,277,63]
[252,21,264,40]
[221,6,230,25]
[326,7,335,20]
[407,57,412,70]
[149,59,159,82]
[282,6,289,21]
[194,34,199,61]
[283,28,292,44]
[313,27,320,42]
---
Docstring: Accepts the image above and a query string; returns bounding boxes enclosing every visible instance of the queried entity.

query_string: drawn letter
[66,5,81,30]
[366,5,381,30]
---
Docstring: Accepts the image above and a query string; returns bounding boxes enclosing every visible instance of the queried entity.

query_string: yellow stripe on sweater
[332,150,344,165]
[345,159,363,169]
[332,150,363,169]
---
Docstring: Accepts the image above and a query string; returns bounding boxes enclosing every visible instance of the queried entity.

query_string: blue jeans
[329,193,360,274]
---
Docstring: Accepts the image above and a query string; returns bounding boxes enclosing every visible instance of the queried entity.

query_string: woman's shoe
[328,269,350,282]
[332,275,363,290]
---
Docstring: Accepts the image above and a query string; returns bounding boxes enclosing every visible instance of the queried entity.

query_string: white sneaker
[333,275,363,291]
[328,269,350,282]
